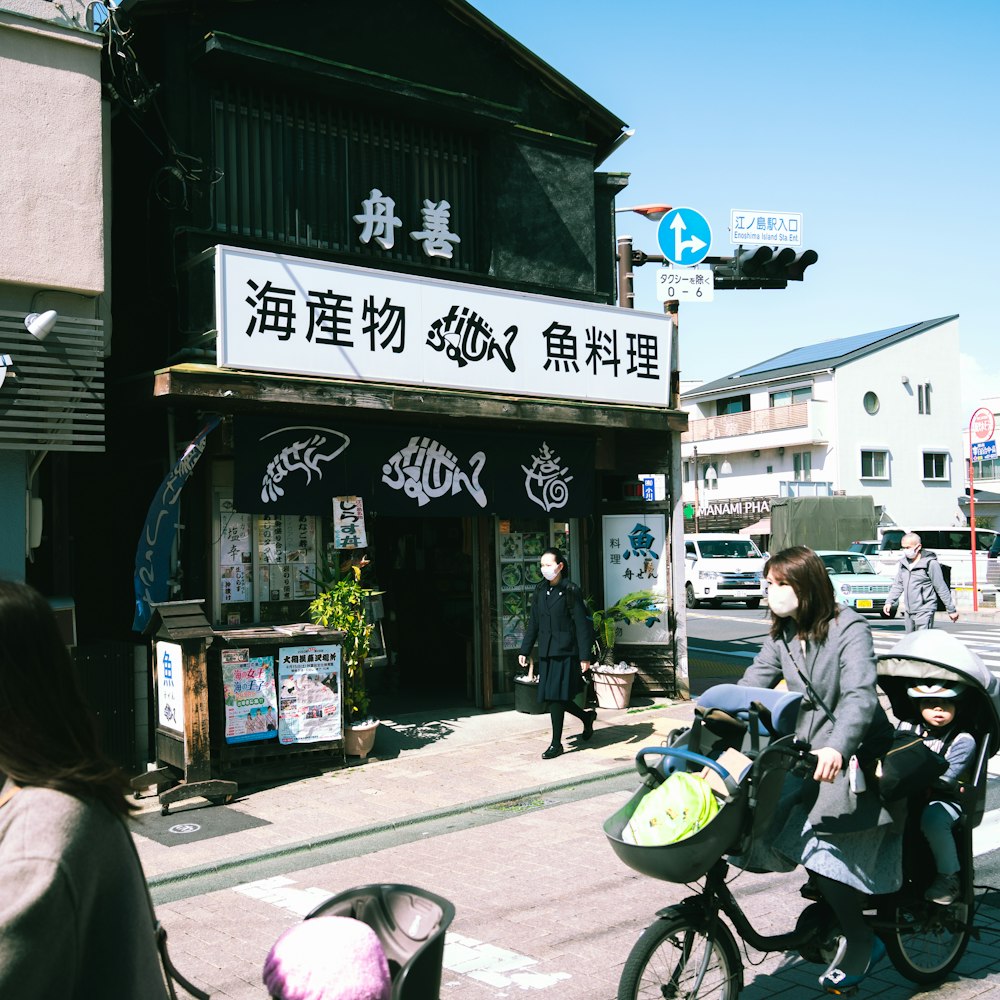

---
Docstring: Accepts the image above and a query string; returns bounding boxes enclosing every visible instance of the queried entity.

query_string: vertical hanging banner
[132,416,221,631]
[333,496,368,548]
[601,514,668,645]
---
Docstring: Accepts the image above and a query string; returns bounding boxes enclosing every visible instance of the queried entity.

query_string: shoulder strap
[790,656,838,726]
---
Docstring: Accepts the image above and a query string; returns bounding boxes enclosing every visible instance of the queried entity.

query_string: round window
[863,391,879,415]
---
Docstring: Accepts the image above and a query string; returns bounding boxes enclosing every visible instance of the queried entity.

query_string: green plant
[307,562,376,723]
[588,590,662,666]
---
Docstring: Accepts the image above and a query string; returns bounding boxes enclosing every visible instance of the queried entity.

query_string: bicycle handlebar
[634,746,742,799]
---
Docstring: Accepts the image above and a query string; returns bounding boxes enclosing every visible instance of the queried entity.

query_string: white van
[685,534,767,609]
[874,527,1000,587]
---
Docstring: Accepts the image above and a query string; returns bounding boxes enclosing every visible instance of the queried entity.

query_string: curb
[146,762,639,890]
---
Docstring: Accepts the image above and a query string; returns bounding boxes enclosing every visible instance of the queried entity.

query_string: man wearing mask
[882,532,959,631]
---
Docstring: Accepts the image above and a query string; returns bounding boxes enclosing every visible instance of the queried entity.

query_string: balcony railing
[682,401,822,445]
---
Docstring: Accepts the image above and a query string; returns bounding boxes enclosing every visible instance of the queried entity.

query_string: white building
[680,316,963,534]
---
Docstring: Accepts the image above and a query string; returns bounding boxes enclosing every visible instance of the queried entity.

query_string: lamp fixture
[720,459,733,475]
[24,310,58,340]
[901,375,910,385]
[614,202,672,221]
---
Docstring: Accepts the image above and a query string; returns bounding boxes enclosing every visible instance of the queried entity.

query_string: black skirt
[537,655,582,703]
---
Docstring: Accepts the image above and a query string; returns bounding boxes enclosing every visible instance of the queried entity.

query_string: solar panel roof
[731,323,915,379]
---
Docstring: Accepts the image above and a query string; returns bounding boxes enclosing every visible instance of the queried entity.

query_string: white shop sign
[155,640,184,734]
[601,514,669,646]
[216,246,670,408]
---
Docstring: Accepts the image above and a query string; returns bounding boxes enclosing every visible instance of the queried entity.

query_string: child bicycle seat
[304,884,455,1000]
[698,684,804,739]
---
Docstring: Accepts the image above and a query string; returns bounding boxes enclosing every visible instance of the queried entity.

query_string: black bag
[878,726,948,801]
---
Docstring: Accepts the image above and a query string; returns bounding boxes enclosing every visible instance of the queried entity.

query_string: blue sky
[471,0,1000,412]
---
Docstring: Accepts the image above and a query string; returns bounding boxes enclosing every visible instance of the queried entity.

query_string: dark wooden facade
[69,0,682,713]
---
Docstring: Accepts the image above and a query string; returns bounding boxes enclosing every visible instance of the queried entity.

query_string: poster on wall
[333,496,368,549]
[601,514,669,646]
[155,640,184,733]
[220,499,252,604]
[220,649,278,744]
[277,644,342,745]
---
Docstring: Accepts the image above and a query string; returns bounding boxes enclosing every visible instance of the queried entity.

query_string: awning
[740,518,770,535]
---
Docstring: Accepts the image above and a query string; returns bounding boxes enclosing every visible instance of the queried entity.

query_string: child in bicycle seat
[906,683,977,905]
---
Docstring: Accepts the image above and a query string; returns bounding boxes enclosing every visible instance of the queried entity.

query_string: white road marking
[444,933,571,990]
[974,808,1000,857]
[233,879,573,990]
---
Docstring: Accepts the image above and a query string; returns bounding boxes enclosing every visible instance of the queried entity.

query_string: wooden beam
[153,365,689,433]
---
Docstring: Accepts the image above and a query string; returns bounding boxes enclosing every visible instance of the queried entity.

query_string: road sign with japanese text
[972,440,997,462]
[655,267,714,302]
[730,209,802,246]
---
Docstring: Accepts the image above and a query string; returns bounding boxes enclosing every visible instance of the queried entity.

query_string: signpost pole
[970,420,978,613]
[968,406,997,613]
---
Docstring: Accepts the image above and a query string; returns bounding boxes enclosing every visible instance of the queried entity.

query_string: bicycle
[605,629,1000,998]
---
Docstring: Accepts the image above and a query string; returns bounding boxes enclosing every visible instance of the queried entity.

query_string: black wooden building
[72,0,683,756]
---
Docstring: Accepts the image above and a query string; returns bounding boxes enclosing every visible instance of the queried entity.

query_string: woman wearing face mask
[518,547,596,759]
[738,546,898,995]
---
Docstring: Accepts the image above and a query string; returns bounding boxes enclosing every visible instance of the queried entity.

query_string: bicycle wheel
[878,881,972,985]
[618,910,742,1000]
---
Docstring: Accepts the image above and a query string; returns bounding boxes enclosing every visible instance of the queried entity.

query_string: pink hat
[263,916,392,1000]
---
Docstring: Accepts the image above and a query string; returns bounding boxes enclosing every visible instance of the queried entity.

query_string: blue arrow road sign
[657,207,712,267]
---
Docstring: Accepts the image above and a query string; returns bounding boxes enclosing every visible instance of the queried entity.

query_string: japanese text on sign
[730,209,802,246]
[601,515,668,646]
[218,246,671,408]
[655,268,714,303]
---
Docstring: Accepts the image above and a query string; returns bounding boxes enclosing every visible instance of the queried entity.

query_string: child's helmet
[907,682,965,700]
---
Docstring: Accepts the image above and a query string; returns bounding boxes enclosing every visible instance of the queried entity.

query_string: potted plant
[588,590,661,709]
[308,557,380,758]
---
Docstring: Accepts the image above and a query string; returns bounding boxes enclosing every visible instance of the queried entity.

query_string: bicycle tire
[618,910,742,1000]
[878,878,972,985]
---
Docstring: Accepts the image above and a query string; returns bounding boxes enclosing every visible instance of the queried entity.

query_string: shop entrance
[369,516,475,711]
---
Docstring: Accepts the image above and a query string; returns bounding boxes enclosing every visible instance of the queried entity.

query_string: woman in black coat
[518,547,596,759]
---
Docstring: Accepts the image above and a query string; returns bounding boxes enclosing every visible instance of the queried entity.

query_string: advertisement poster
[601,514,668,645]
[221,648,278,744]
[277,644,342,745]
[333,496,368,549]
[155,640,184,733]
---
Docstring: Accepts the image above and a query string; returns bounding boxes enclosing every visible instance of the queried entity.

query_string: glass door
[491,516,577,704]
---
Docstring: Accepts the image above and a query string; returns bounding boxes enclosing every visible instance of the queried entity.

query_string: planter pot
[343,719,380,758]
[592,670,637,710]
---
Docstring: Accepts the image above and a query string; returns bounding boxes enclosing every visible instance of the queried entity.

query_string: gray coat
[887,550,956,615]
[738,608,900,892]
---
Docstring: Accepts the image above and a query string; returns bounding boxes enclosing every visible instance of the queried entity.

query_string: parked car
[815,550,894,616]
[684,534,766,609]
[848,539,880,556]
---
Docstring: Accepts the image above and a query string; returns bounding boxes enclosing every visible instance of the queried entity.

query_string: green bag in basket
[623,770,720,847]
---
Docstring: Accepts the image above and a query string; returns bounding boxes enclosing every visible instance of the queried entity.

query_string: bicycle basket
[603,746,748,883]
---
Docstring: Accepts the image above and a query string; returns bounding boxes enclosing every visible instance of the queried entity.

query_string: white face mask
[767,582,799,618]
[540,564,560,582]
[903,546,920,561]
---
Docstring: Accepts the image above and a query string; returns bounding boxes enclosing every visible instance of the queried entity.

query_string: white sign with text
[217,246,671,408]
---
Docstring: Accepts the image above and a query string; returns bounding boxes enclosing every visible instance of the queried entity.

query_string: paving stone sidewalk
[131,698,694,881]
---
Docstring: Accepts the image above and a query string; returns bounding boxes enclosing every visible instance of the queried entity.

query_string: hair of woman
[0,580,131,816]
[541,546,569,578]
[764,545,838,643]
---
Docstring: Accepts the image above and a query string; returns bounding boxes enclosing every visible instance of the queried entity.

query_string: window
[770,386,812,407]
[918,383,932,415]
[863,391,879,415]
[861,450,888,479]
[971,457,997,480]
[793,451,812,481]
[715,394,750,416]
[922,452,948,480]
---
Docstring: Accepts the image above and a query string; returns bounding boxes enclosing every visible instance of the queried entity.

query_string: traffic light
[710,246,818,289]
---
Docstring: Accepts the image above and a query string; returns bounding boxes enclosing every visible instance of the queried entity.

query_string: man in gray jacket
[883,532,959,631]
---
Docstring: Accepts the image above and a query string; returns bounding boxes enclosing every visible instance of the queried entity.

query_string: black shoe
[542,744,564,759]
[580,710,597,742]
[800,875,822,901]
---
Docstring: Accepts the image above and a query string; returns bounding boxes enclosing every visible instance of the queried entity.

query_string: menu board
[498,530,549,650]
